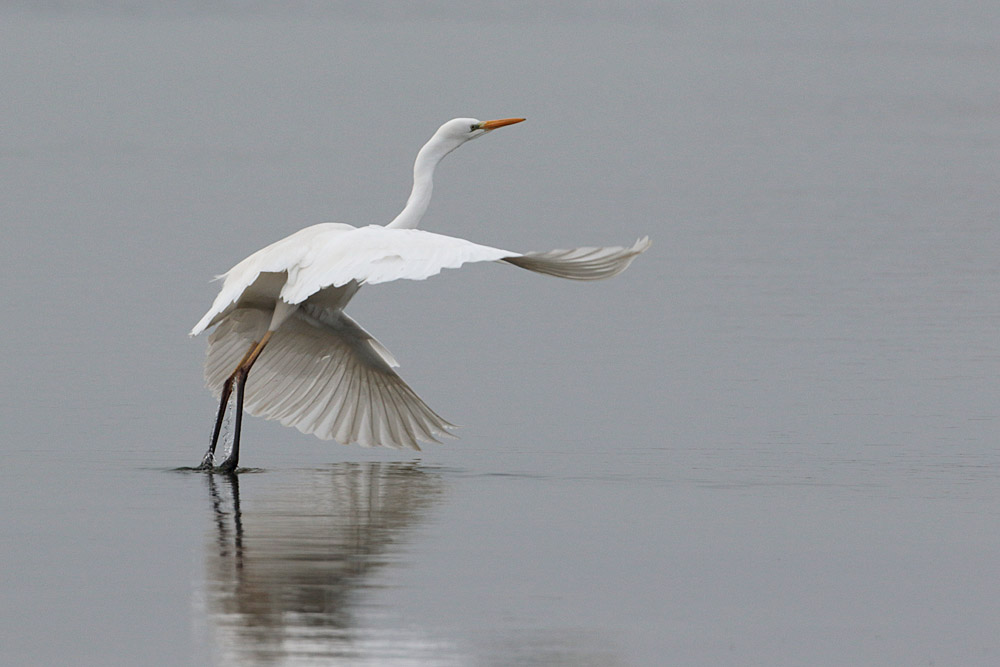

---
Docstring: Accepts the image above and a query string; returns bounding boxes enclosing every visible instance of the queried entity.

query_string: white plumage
[203,307,453,450]
[191,117,649,471]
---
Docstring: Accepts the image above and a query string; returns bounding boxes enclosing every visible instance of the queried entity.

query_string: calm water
[2,3,998,665]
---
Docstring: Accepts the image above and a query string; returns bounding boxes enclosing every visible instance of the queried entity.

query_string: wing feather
[204,306,454,450]
[191,223,355,336]
[502,236,651,280]
[193,224,650,338]
[280,225,514,304]
[191,224,514,336]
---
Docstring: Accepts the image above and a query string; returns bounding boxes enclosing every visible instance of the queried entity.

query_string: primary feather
[503,236,651,280]
[204,307,452,450]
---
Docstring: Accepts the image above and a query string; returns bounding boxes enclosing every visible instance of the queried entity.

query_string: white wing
[191,223,354,336]
[190,223,514,336]
[502,236,651,280]
[279,225,515,304]
[192,224,651,337]
[205,306,454,450]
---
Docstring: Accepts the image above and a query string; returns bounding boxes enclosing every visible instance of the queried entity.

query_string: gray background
[1,2,998,665]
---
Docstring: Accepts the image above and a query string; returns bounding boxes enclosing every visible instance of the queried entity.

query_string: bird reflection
[202,462,445,665]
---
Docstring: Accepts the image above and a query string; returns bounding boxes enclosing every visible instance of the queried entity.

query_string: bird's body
[192,117,649,471]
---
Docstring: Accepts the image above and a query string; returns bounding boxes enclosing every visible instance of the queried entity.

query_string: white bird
[192,117,650,472]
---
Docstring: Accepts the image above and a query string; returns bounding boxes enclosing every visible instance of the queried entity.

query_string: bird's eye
[470,124,479,131]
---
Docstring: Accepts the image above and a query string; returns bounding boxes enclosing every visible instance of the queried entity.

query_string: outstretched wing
[205,306,454,450]
[192,223,651,337]
[190,224,514,336]
[279,225,514,304]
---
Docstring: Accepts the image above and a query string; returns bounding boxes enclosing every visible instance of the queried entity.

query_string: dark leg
[198,337,266,469]
[218,368,248,473]
[213,330,274,473]
[199,378,234,469]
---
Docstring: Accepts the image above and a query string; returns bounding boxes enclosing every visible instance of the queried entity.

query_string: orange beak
[479,117,526,131]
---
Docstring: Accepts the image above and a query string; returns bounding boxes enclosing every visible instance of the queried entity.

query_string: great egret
[192,117,650,472]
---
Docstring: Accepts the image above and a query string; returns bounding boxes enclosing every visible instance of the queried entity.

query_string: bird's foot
[196,451,215,471]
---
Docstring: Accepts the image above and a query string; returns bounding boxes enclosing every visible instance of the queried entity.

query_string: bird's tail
[502,237,651,280]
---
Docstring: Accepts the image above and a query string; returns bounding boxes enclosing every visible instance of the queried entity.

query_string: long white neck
[386,134,457,229]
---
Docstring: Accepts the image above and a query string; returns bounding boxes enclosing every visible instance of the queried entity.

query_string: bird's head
[431,117,526,152]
